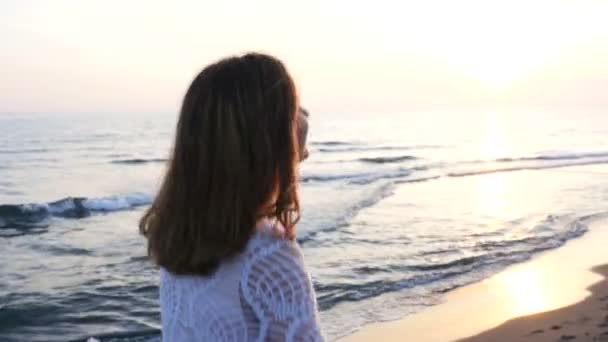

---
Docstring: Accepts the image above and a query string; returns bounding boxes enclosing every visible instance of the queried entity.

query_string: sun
[420,0,565,89]
[459,55,537,88]
[451,42,551,88]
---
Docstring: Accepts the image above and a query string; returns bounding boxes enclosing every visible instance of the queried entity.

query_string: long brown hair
[140,53,301,276]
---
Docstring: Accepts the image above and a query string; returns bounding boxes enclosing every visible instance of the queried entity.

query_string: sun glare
[478,113,508,160]
[417,0,572,89]
[476,173,508,220]
[497,269,549,317]
[457,54,540,88]
[448,32,552,89]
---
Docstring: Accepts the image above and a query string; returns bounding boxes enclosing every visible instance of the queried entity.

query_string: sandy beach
[341,206,608,342]
[459,264,608,341]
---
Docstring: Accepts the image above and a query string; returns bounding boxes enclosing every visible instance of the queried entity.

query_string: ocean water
[1,110,608,341]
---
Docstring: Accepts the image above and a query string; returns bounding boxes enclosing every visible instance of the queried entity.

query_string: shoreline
[458,264,608,341]
[340,215,608,342]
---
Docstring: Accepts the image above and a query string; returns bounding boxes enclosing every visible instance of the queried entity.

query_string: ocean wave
[305,150,608,186]
[72,330,161,342]
[0,148,50,154]
[448,157,608,177]
[300,174,360,183]
[317,245,561,311]
[0,194,152,230]
[110,158,167,165]
[394,175,441,184]
[315,268,473,310]
[495,151,608,163]
[315,213,593,311]
[0,225,48,238]
[358,155,418,164]
[348,169,413,185]
[310,141,356,146]
[318,145,442,153]
[301,168,413,185]
[70,331,160,342]
[448,151,608,178]
[298,182,396,244]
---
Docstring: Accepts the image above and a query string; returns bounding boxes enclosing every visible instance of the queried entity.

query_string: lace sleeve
[241,237,324,342]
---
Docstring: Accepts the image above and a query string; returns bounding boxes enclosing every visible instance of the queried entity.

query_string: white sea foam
[82,193,152,211]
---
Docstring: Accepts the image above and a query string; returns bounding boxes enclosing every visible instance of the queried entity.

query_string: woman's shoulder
[241,224,316,318]
[246,219,303,260]
[243,219,311,292]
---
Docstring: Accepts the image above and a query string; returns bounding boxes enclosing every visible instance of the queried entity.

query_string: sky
[1,0,607,114]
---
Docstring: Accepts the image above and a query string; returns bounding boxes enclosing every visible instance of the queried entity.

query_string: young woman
[140,53,323,341]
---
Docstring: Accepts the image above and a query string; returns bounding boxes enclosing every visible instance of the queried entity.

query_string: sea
[1,109,608,341]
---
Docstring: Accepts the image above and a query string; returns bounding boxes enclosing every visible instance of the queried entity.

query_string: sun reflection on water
[496,269,550,317]
[475,173,508,219]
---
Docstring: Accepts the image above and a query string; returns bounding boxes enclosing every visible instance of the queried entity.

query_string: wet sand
[459,264,608,342]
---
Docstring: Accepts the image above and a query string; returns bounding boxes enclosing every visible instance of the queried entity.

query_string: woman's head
[140,53,302,275]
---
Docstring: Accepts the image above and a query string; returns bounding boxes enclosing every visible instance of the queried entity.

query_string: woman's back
[160,222,323,342]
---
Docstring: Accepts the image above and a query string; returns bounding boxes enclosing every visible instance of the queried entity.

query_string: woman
[140,53,323,341]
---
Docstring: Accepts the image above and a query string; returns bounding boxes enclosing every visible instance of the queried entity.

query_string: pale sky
[1,0,607,114]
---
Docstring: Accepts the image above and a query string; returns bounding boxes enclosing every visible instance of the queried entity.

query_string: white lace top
[159,221,324,342]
